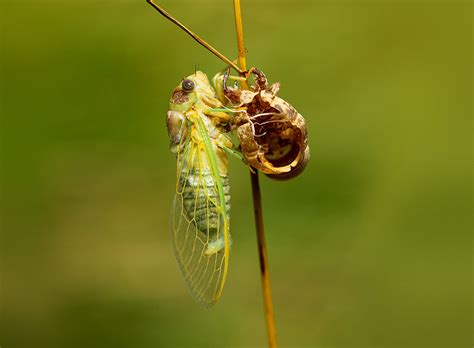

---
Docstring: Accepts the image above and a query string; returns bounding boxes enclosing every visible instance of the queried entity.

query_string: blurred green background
[1,0,472,347]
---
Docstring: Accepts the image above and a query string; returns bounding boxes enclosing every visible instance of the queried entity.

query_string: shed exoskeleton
[214,68,310,180]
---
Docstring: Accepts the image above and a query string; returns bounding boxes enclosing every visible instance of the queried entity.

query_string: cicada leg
[203,109,231,123]
[221,146,244,162]
[245,67,268,90]
[212,67,244,105]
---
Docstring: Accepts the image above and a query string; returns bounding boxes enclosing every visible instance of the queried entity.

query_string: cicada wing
[170,193,228,307]
[170,141,230,307]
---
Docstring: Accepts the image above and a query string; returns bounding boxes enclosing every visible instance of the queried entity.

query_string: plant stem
[232,1,277,347]
[232,0,247,80]
[250,171,278,348]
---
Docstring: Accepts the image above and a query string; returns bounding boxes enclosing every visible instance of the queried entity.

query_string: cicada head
[167,71,224,151]
[231,69,310,180]
[168,71,216,113]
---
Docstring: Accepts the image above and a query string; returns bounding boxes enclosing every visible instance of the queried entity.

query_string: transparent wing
[170,134,230,307]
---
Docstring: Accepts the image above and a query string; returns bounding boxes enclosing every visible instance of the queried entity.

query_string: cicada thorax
[225,69,310,180]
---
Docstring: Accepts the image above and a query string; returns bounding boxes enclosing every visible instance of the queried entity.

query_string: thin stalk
[232,1,277,347]
[250,171,278,348]
[232,0,247,85]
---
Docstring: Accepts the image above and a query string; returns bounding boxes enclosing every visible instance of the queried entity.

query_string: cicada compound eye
[181,79,195,92]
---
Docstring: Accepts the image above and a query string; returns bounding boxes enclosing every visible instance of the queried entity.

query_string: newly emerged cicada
[166,71,237,307]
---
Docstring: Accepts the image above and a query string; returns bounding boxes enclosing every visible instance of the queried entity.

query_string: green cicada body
[166,71,234,307]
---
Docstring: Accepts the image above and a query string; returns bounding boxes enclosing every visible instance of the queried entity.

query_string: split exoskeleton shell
[228,71,310,180]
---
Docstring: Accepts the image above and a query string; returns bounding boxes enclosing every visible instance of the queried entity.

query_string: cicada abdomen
[178,168,231,255]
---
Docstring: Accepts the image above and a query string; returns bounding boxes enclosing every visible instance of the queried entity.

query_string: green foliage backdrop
[1,0,472,347]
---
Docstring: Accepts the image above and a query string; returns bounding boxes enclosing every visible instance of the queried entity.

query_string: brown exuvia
[223,68,310,180]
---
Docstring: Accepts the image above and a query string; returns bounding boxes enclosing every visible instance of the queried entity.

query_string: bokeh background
[1,0,472,347]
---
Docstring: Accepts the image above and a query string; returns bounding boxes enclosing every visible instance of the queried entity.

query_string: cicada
[166,71,236,307]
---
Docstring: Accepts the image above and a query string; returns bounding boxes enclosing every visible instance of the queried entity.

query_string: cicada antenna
[146,0,245,75]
